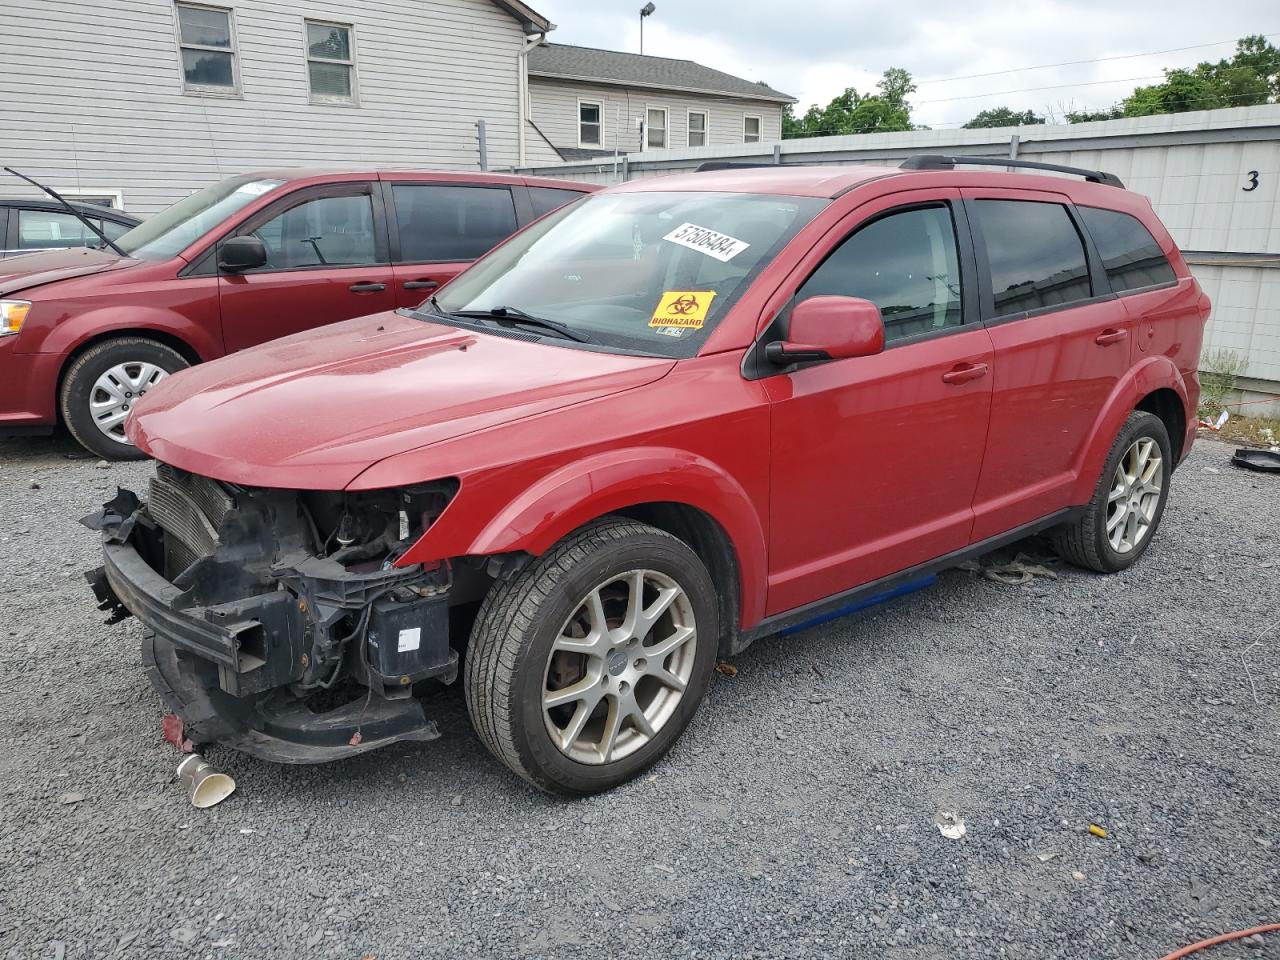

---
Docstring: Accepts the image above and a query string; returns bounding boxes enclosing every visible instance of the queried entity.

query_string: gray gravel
[1,431,1278,959]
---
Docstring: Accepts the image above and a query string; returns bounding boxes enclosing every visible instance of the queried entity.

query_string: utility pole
[639,3,654,55]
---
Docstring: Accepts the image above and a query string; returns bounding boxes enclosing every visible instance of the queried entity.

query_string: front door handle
[1095,328,1128,346]
[349,282,387,293]
[941,362,989,385]
[403,280,439,290]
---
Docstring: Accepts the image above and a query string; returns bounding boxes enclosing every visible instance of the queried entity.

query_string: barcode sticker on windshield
[662,222,749,262]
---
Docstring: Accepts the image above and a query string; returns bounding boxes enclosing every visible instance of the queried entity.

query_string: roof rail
[694,161,777,172]
[900,154,1125,188]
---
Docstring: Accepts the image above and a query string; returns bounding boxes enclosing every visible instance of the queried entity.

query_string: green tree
[962,107,1045,128]
[783,68,918,138]
[1121,35,1279,117]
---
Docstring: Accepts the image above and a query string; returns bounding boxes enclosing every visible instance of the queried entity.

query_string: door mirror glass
[767,295,885,365]
[218,235,269,273]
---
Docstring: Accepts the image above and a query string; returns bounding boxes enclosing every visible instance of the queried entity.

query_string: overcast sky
[534,1,1278,128]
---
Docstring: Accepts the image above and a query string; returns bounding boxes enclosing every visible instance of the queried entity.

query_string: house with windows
[0,0,554,214]
[525,44,794,161]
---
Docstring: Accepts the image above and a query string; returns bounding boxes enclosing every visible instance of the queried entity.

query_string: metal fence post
[773,143,782,165]
[622,156,630,182]
[476,119,489,171]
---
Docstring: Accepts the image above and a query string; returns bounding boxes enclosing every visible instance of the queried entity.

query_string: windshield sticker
[650,290,716,330]
[234,181,277,197]
[662,222,750,262]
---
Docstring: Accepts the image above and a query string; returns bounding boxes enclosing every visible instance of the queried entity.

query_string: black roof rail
[694,161,778,172]
[900,154,1125,188]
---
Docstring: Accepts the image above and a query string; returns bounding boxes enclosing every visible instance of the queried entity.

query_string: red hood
[0,247,140,297]
[129,311,674,489]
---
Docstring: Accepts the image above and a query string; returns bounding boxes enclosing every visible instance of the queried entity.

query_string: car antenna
[3,166,128,257]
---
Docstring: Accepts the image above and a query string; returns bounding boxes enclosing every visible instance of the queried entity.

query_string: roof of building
[528,43,795,103]
[489,0,552,34]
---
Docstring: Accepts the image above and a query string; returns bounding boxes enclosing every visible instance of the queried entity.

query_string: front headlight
[0,300,31,337]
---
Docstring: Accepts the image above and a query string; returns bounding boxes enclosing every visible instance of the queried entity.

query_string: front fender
[397,446,769,628]
[1069,354,1189,505]
[32,305,219,361]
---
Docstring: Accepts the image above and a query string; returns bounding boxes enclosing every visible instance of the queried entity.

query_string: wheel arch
[1135,387,1187,466]
[55,326,206,421]
[1069,356,1190,505]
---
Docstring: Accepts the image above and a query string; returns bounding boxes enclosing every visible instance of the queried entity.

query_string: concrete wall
[512,104,1280,398]
[1,0,529,215]
[528,77,784,154]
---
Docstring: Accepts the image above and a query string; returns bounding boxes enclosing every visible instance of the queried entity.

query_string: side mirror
[217,235,268,273]
[766,295,885,365]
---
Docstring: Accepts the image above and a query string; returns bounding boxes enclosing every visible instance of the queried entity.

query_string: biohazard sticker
[650,290,716,329]
[662,222,750,262]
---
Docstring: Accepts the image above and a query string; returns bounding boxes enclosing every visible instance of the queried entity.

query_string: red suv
[87,156,1208,795]
[0,170,594,459]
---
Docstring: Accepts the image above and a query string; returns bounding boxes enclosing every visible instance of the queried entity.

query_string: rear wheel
[465,518,718,795]
[60,337,188,460]
[1053,411,1171,573]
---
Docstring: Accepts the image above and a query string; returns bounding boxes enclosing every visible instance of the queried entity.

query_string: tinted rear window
[529,187,584,218]
[973,200,1091,317]
[1078,205,1176,293]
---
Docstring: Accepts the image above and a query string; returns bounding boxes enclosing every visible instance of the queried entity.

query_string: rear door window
[528,187,583,218]
[17,209,96,250]
[392,184,518,263]
[972,200,1091,317]
[1078,205,1176,293]
[797,204,964,343]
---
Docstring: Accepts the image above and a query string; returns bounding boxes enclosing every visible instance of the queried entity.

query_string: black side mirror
[218,235,268,273]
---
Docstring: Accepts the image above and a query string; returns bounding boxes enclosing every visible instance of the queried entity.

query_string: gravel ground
[1,431,1277,960]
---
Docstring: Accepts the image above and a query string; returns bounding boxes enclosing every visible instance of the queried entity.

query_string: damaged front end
[84,464,463,763]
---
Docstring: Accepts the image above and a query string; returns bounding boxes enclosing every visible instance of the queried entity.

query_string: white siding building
[526,44,793,162]
[0,0,552,215]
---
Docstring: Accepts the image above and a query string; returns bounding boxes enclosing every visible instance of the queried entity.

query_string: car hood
[0,247,138,297]
[129,310,675,489]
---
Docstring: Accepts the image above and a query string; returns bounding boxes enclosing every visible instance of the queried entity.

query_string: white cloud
[534,0,1277,126]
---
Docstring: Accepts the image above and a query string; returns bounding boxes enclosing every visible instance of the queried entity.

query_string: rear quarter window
[528,187,585,218]
[1078,205,1177,293]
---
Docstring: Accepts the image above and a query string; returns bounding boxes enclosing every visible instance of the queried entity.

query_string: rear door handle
[941,362,989,385]
[403,280,439,290]
[349,282,387,293]
[1095,328,1128,346]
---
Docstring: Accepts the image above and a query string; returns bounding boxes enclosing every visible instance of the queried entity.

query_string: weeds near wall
[1199,348,1246,420]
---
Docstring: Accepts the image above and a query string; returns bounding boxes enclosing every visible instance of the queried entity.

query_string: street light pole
[639,3,654,55]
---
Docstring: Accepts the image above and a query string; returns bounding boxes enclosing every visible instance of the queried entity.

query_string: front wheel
[465,518,719,795]
[60,337,189,460]
[1053,410,1172,573]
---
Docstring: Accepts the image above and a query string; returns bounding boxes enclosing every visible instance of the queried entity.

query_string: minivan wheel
[465,518,718,795]
[1053,411,1172,573]
[60,337,188,460]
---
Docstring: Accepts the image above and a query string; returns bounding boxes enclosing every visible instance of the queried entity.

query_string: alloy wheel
[1105,437,1163,554]
[90,362,167,444]
[543,569,697,765]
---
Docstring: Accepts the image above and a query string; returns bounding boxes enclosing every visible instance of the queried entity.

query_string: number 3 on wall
[1243,170,1259,192]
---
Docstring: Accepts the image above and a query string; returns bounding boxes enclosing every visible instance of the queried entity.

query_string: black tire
[60,337,189,461]
[465,517,719,796]
[1052,411,1172,573]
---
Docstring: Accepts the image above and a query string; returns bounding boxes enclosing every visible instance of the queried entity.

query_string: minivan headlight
[0,300,31,337]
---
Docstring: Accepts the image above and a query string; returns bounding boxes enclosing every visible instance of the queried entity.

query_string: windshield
[115,176,285,261]
[433,190,828,357]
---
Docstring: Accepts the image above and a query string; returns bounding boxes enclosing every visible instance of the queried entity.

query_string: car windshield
[114,176,285,261]
[432,190,828,357]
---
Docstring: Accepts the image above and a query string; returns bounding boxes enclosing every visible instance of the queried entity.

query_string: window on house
[798,205,964,343]
[306,20,356,101]
[688,110,707,148]
[175,3,237,92]
[972,200,1091,317]
[1077,205,1176,293]
[646,108,668,149]
[743,115,762,143]
[579,102,602,147]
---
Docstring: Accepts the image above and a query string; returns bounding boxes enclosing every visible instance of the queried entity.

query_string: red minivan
[0,170,595,458]
[88,157,1209,795]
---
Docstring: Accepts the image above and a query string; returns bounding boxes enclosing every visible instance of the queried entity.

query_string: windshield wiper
[450,305,591,344]
[3,166,128,257]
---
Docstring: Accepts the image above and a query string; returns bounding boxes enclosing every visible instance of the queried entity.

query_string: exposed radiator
[149,464,234,577]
